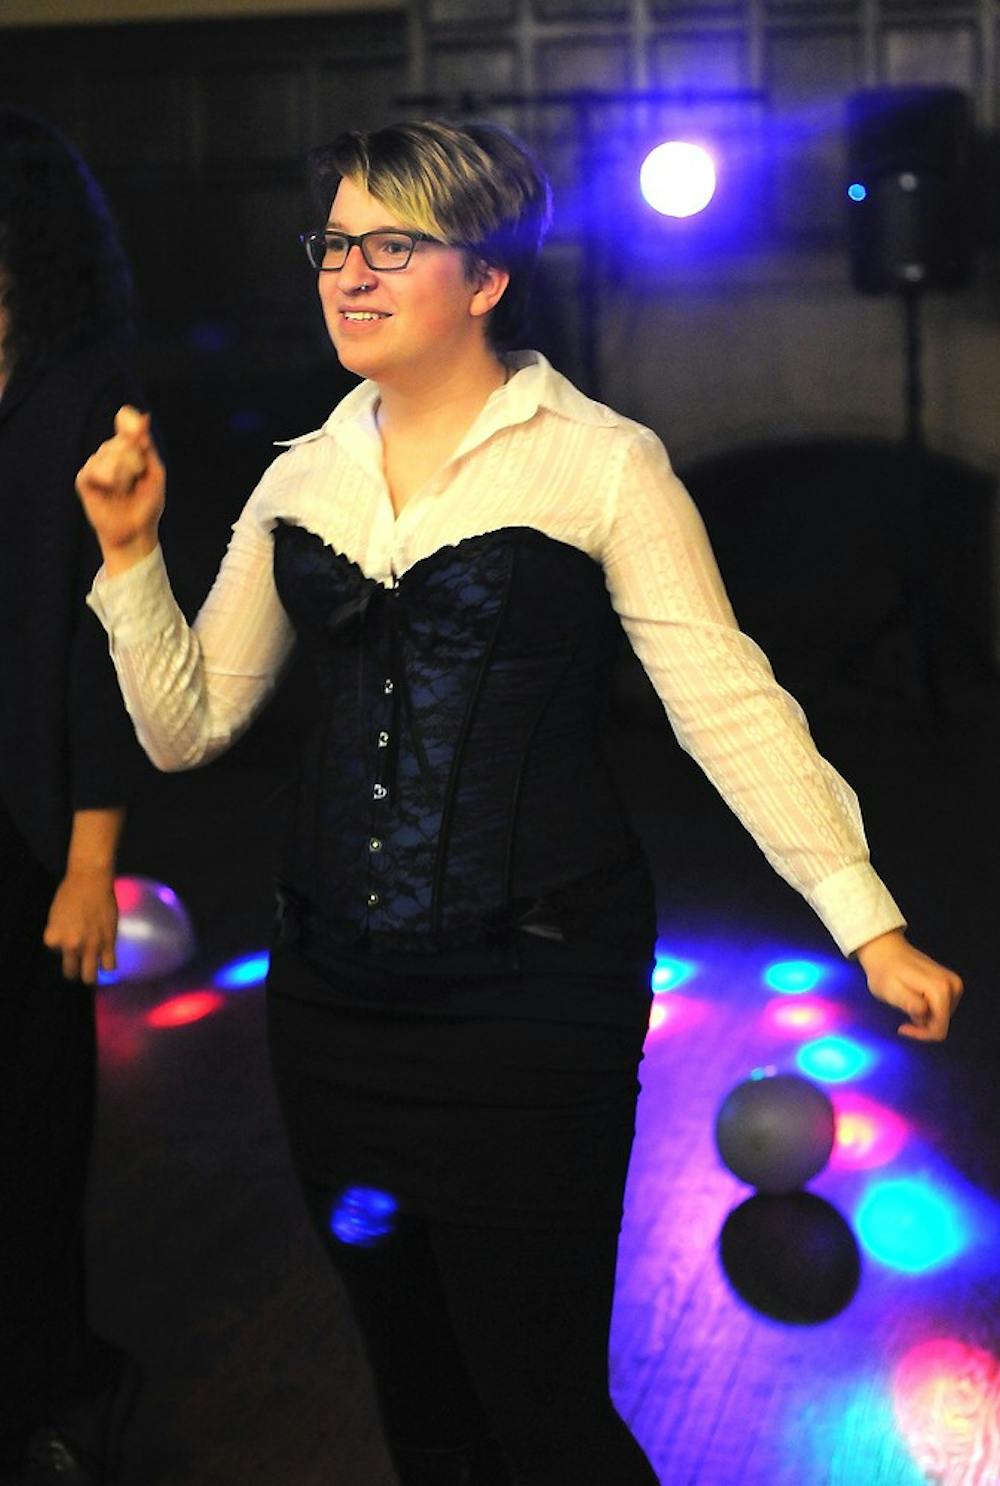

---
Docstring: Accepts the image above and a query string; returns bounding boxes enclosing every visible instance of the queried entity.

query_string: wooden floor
[83,680,999,1486]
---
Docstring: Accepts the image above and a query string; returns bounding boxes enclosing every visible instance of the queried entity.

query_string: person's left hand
[43,868,119,984]
[856,929,963,1042]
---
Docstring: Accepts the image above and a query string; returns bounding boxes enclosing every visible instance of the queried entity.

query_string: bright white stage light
[640,141,717,219]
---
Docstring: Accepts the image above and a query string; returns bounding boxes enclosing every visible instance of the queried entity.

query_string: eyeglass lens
[306,231,417,271]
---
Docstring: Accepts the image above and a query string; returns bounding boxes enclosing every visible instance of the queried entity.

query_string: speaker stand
[899,285,944,715]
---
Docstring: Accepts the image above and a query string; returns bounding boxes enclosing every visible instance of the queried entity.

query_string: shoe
[22,1350,141,1486]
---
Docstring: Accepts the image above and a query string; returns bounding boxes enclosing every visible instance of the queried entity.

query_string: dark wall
[2,13,405,365]
[2,12,407,595]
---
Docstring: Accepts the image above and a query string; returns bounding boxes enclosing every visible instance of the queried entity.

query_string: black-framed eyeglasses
[300,228,441,272]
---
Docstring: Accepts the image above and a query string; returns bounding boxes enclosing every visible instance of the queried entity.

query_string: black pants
[300,1195,659,1486]
[0,806,96,1438]
[268,970,659,1486]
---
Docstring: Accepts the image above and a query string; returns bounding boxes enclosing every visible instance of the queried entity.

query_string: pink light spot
[894,1339,1000,1486]
[113,876,145,914]
[646,995,709,1037]
[146,991,224,1029]
[763,996,841,1038]
[829,1091,909,1170]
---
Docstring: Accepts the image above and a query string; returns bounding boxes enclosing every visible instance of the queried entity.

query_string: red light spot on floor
[146,991,224,1029]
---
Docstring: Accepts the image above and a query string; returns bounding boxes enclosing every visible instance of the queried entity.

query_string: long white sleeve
[87,492,295,771]
[599,427,904,955]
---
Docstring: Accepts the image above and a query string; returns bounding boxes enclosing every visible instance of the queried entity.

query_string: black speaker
[846,87,974,293]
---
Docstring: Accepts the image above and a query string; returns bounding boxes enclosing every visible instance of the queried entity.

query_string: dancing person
[0,109,146,1486]
[76,119,962,1486]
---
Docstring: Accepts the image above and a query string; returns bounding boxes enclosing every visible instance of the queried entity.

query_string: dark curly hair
[0,108,134,378]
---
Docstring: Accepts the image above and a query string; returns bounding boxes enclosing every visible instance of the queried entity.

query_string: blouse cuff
[807,861,907,957]
[86,545,178,647]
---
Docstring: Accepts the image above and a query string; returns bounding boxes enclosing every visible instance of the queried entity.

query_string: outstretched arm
[601,428,964,1039]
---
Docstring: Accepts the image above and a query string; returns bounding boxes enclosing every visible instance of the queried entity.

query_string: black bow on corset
[326,576,436,802]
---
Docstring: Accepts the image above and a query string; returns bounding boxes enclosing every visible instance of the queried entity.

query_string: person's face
[317,176,508,385]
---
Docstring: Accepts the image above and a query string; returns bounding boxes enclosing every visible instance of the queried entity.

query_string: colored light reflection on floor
[829,1091,910,1171]
[763,958,826,994]
[795,1035,877,1084]
[330,1186,399,1248]
[893,1338,1000,1486]
[763,996,841,1039]
[789,1375,930,1486]
[214,951,270,989]
[651,953,697,992]
[146,990,225,1028]
[95,997,145,1064]
[646,995,709,1036]
[855,1177,968,1273]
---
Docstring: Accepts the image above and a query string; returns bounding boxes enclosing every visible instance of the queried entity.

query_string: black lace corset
[271,522,654,964]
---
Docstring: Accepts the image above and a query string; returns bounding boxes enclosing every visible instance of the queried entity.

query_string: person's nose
[339,243,374,292]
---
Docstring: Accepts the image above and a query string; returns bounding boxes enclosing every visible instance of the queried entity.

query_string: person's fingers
[101,942,117,973]
[79,943,100,985]
[878,980,929,1024]
[899,1017,949,1042]
[897,984,952,1040]
[78,447,136,496]
[60,946,82,981]
[114,404,151,447]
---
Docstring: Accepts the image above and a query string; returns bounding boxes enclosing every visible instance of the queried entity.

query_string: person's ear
[469,261,510,320]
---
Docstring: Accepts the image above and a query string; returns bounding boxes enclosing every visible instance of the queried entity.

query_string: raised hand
[76,405,165,574]
[856,928,964,1041]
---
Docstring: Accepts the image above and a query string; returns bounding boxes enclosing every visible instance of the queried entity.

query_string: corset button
[369,837,383,852]
[367,891,381,908]
[373,783,387,801]
[377,731,390,748]
[384,678,394,695]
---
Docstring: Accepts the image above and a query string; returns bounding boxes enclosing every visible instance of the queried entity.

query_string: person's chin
[333,347,374,379]
[332,337,385,380]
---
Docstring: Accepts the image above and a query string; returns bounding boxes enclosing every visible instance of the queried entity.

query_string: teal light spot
[651,954,696,992]
[764,958,825,994]
[796,1036,875,1084]
[856,1178,967,1273]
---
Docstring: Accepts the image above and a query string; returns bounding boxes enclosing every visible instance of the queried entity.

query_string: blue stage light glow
[640,141,717,218]
[855,1178,967,1273]
[214,951,270,989]
[847,182,868,202]
[763,958,825,994]
[330,1186,399,1248]
[795,1036,876,1084]
[651,953,697,992]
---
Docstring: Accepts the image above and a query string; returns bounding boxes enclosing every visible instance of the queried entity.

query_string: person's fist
[856,930,963,1041]
[77,405,165,567]
[98,405,149,487]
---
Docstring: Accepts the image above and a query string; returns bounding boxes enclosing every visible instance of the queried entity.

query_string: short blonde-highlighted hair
[308,119,552,348]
